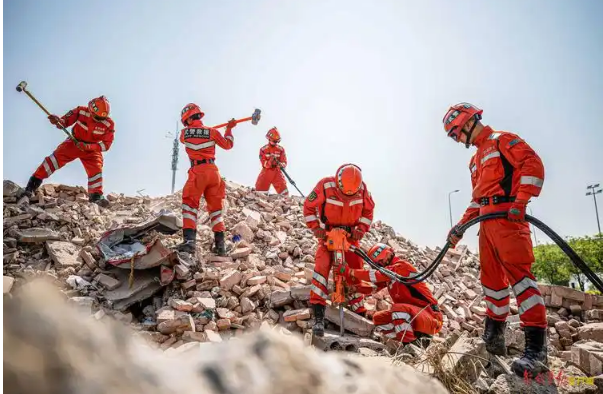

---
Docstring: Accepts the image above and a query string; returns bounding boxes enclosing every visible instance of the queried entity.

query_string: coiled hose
[351,213,603,292]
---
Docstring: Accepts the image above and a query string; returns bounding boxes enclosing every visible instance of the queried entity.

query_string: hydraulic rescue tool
[15,81,78,144]
[325,228,351,337]
[351,213,603,293]
[211,108,261,129]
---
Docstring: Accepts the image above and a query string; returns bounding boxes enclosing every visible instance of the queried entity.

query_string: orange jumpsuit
[254,144,288,196]
[33,106,115,195]
[458,126,546,328]
[303,177,375,314]
[180,120,234,232]
[350,257,443,343]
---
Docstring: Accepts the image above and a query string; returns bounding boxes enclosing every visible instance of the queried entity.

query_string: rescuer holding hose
[443,102,547,378]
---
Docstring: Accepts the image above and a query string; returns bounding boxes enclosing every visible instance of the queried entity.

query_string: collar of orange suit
[471,125,494,147]
[187,119,204,127]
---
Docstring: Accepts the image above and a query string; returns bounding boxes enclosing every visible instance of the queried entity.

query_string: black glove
[447,224,464,248]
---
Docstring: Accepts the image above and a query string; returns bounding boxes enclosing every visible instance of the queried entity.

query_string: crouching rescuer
[339,243,443,346]
[443,102,547,377]
[303,164,375,337]
[178,103,237,256]
[18,96,115,207]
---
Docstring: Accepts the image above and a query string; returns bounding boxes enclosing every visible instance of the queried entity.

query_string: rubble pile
[4,178,603,393]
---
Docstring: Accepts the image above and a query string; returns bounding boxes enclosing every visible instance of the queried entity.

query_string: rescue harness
[351,213,603,293]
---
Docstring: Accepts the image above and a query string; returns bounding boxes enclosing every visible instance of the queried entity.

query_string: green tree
[532,235,603,291]
[567,235,603,291]
[532,243,571,286]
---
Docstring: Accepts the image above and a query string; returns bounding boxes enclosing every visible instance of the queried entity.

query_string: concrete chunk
[219,270,242,290]
[579,323,603,342]
[312,330,385,353]
[46,241,81,268]
[442,334,488,383]
[283,308,311,322]
[270,290,293,308]
[325,304,374,337]
[571,341,603,376]
[94,273,120,290]
[290,285,311,301]
[16,228,60,243]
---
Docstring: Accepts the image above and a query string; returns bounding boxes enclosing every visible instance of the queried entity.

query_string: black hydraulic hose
[352,213,603,293]
[279,167,305,198]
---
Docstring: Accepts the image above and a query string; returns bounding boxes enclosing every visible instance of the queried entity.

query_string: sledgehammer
[211,108,261,129]
[16,81,77,143]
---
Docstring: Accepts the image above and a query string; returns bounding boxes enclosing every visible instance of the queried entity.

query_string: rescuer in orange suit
[177,103,237,256]
[18,96,115,208]
[339,243,443,347]
[303,163,375,337]
[254,127,289,196]
[443,102,547,377]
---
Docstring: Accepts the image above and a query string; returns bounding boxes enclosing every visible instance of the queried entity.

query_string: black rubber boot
[411,332,433,349]
[482,316,507,356]
[312,304,326,337]
[17,176,42,203]
[511,326,548,378]
[176,229,197,253]
[213,231,226,256]
[89,193,110,208]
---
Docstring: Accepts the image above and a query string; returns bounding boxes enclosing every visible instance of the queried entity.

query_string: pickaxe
[211,108,261,129]
[16,81,77,143]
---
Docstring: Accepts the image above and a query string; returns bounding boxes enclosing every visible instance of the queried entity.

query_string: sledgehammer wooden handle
[16,81,77,143]
[212,116,252,129]
[211,108,261,129]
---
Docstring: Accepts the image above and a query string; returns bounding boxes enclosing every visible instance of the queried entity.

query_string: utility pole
[586,183,602,235]
[167,122,179,195]
[448,189,459,228]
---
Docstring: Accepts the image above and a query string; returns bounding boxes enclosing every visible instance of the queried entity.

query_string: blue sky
[3,0,602,250]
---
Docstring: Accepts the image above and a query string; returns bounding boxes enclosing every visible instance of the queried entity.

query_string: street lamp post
[586,184,602,235]
[448,189,460,228]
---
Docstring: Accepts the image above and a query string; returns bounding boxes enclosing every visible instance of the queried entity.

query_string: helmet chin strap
[461,115,479,149]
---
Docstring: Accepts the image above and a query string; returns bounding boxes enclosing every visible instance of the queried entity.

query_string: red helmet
[335,163,362,196]
[181,103,205,126]
[367,243,394,266]
[266,127,281,144]
[88,96,110,119]
[442,103,483,147]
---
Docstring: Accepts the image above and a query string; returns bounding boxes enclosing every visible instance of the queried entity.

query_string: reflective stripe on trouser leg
[181,171,203,231]
[273,171,289,196]
[391,310,416,342]
[209,210,224,232]
[484,218,547,328]
[347,292,366,314]
[88,172,103,194]
[372,310,399,340]
[374,323,397,339]
[33,154,62,180]
[511,275,547,328]
[310,246,331,306]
